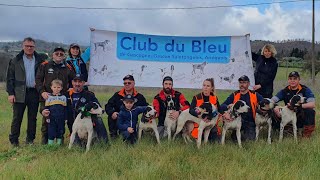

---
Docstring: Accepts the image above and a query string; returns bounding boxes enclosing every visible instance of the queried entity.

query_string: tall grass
[0,67,319,179]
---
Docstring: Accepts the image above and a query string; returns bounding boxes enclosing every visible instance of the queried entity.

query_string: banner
[88,29,255,89]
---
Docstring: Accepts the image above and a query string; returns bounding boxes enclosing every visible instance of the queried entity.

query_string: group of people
[6,37,316,147]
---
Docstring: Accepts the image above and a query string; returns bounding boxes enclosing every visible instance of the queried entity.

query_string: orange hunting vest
[232,90,258,119]
[191,93,220,139]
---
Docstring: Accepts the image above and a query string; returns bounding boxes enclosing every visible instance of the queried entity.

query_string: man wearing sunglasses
[36,47,75,144]
[105,75,148,139]
[6,37,46,146]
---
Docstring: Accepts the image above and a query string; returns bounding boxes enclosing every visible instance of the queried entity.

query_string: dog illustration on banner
[92,65,107,76]
[94,40,110,52]
[219,74,235,84]
[192,61,207,75]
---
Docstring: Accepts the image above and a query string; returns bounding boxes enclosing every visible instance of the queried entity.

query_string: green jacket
[6,50,45,103]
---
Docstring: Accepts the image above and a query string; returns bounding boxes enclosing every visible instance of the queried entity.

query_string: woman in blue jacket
[252,44,278,98]
[117,94,147,144]
[66,43,90,82]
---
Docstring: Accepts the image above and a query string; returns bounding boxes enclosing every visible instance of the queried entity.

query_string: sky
[0,0,319,45]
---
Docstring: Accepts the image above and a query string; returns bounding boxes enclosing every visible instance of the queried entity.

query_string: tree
[303,51,320,77]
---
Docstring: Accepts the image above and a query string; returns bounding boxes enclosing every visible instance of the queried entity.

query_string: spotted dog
[221,100,250,148]
[68,102,104,152]
[278,94,305,143]
[255,98,275,144]
[138,106,160,144]
[94,40,110,51]
[192,61,207,75]
[219,74,235,83]
[164,95,178,141]
[173,102,219,149]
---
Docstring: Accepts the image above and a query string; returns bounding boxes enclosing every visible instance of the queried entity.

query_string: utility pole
[311,0,315,86]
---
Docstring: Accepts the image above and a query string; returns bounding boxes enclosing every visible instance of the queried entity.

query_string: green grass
[1,67,320,179]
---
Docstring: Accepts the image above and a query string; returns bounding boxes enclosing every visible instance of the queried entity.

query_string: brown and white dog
[164,95,178,141]
[68,102,104,153]
[278,94,305,143]
[138,106,160,144]
[221,100,250,148]
[255,98,275,144]
[173,102,219,149]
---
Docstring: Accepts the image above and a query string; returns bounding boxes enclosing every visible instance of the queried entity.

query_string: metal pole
[311,0,315,86]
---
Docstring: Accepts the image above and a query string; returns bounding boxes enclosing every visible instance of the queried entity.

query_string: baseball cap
[288,71,300,78]
[53,47,65,53]
[123,94,135,102]
[238,75,250,82]
[163,76,173,83]
[123,75,135,81]
[70,43,80,48]
[73,74,85,81]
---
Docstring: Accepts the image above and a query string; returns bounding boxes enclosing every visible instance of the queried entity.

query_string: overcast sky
[0,0,319,45]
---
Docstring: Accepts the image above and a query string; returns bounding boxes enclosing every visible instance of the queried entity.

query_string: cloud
[0,0,318,44]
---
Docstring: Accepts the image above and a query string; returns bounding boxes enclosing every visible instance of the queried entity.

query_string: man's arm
[271,89,284,104]
[179,93,190,111]
[152,98,160,118]
[6,59,15,96]
[105,93,118,116]
[35,62,46,94]
[303,88,316,109]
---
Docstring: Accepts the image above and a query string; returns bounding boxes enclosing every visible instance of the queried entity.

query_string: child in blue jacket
[117,94,147,144]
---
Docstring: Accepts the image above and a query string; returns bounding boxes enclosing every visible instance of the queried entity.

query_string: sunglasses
[123,82,132,85]
[54,52,65,56]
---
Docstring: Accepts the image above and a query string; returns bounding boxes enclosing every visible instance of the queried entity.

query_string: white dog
[173,102,219,149]
[278,94,305,143]
[221,100,250,148]
[164,95,178,141]
[68,102,104,152]
[255,98,275,144]
[138,106,160,144]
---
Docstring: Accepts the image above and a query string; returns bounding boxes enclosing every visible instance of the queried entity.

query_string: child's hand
[127,127,134,133]
[46,119,50,123]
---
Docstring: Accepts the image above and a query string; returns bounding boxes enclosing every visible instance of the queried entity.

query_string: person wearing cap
[36,47,75,144]
[66,43,90,82]
[6,37,46,146]
[105,75,147,139]
[271,71,316,138]
[221,75,263,141]
[153,76,190,137]
[252,44,278,98]
[117,94,148,144]
[42,74,109,144]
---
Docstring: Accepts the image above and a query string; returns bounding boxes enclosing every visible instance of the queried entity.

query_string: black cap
[53,47,65,53]
[70,43,80,48]
[123,94,135,102]
[73,74,85,81]
[288,71,300,78]
[238,75,250,82]
[123,75,134,81]
[163,76,173,83]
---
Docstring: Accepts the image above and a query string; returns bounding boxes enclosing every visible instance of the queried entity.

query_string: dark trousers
[108,117,119,138]
[231,119,256,141]
[9,88,39,144]
[48,118,65,140]
[40,102,49,144]
[121,130,137,144]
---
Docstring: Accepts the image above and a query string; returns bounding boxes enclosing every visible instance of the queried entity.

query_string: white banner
[88,29,255,90]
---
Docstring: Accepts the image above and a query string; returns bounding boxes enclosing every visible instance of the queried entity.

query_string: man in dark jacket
[36,47,75,144]
[105,75,148,139]
[6,37,45,146]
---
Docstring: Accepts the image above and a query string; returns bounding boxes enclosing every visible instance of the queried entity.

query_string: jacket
[66,47,90,82]
[117,105,147,132]
[6,50,45,103]
[35,60,75,101]
[252,53,278,97]
[105,88,148,120]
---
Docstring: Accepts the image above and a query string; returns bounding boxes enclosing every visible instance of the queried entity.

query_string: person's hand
[90,27,95,31]
[127,127,134,133]
[222,112,231,121]
[41,92,49,100]
[42,109,50,117]
[274,107,281,118]
[111,112,119,120]
[253,84,261,90]
[202,117,210,123]
[169,110,180,120]
[8,95,15,104]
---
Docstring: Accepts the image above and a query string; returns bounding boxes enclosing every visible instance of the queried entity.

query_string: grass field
[1,67,320,179]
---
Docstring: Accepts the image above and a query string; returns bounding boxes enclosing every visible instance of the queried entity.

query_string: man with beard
[105,75,148,139]
[153,76,190,137]
[221,75,263,141]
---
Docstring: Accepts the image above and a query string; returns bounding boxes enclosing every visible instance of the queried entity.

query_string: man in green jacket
[6,37,45,146]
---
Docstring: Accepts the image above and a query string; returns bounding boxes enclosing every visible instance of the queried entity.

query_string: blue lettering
[192,40,201,52]
[120,37,132,50]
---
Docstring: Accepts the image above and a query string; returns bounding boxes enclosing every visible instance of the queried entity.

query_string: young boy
[44,79,67,145]
[117,94,147,144]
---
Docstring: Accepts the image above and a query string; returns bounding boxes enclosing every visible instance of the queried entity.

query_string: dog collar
[80,107,91,117]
